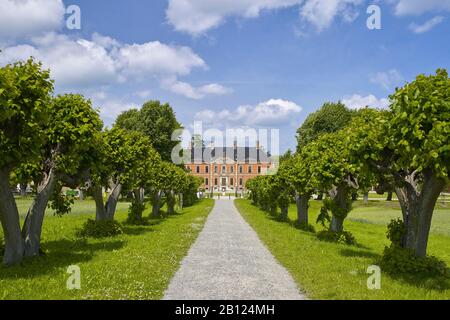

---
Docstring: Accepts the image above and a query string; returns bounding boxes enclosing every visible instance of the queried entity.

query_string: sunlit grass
[0,198,214,300]
[235,199,450,300]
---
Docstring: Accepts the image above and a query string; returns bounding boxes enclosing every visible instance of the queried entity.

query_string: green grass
[0,198,214,300]
[235,199,450,300]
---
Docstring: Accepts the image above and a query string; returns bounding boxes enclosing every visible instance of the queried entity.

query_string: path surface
[164,199,305,300]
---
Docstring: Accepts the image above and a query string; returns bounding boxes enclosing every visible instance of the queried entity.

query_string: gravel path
[164,199,305,300]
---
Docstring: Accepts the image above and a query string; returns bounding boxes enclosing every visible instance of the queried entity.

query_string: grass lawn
[235,199,450,300]
[0,198,214,300]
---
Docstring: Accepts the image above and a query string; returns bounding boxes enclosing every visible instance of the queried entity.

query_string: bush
[386,218,406,247]
[380,245,450,278]
[317,230,356,245]
[77,219,123,238]
[126,201,147,225]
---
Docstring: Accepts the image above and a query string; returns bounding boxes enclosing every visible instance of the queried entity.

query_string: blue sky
[1,0,449,152]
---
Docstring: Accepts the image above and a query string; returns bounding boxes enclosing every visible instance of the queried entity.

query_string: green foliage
[380,246,449,279]
[389,69,450,179]
[296,102,353,151]
[386,218,406,247]
[0,58,53,170]
[182,175,202,207]
[48,184,75,217]
[77,219,123,238]
[48,94,103,176]
[316,205,332,228]
[316,230,356,245]
[126,201,147,225]
[115,101,182,162]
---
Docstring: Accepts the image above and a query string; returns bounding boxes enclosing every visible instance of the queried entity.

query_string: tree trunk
[79,189,84,201]
[386,191,393,201]
[280,206,288,220]
[152,191,161,217]
[20,183,27,197]
[131,188,144,222]
[0,169,24,265]
[296,193,309,225]
[92,186,108,221]
[21,168,58,257]
[105,181,122,220]
[330,215,344,233]
[363,192,369,205]
[395,170,446,257]
[329,184,351,233]
[270,205,277,216]
[167,191,175,215]
[179,193,184,210]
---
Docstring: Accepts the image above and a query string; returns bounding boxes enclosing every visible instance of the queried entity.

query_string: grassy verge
[0,198,214,300]
[235,199,450,300]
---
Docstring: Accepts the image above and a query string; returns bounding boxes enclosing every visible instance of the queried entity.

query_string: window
[258,166,262,174]
[239,178,243,186]
[230,166,234,173]
[239,165,243,174]
[215,178,218,186]
[205,165,209,174]
[196,166,200,174]
[230,178,234,186]
[214,165,218,173]
[248,166,252,174]
[186,166,191,172]
[222,165,226,173]
[205,178,209,186]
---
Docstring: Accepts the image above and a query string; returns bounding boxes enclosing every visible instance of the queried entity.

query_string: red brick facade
[185,162,271,193]
[184,144,272,193]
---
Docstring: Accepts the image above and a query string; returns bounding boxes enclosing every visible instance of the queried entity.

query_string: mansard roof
[186,146,271,164]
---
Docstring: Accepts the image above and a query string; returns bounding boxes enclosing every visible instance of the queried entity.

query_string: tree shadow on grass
[339,248,380,259]
[0,238,124,279]
[387,272,450,292]
[121,225,155,236]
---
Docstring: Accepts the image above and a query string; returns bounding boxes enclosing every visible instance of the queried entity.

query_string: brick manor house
[184,140,272,194]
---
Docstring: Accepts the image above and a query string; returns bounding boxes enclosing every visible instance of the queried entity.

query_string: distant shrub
[77,219,123,238]
[380,245,449,279]
[317,230,356,245]
[126,201,147,225]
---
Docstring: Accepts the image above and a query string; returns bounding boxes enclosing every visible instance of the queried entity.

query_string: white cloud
[393,0,450,16]
[300,0,362,32]
[195,99,302,126]
[166,0,364,35]
[370,69,404,90]
[409,16,444,34]
[97,99,140,125]
[117,41,206,77]
[0,0,65,41]
[134,90,152,99]
[341,94,389,110]
[0,32,230,98]
[162,77,232,99]
[0,33,118,88]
